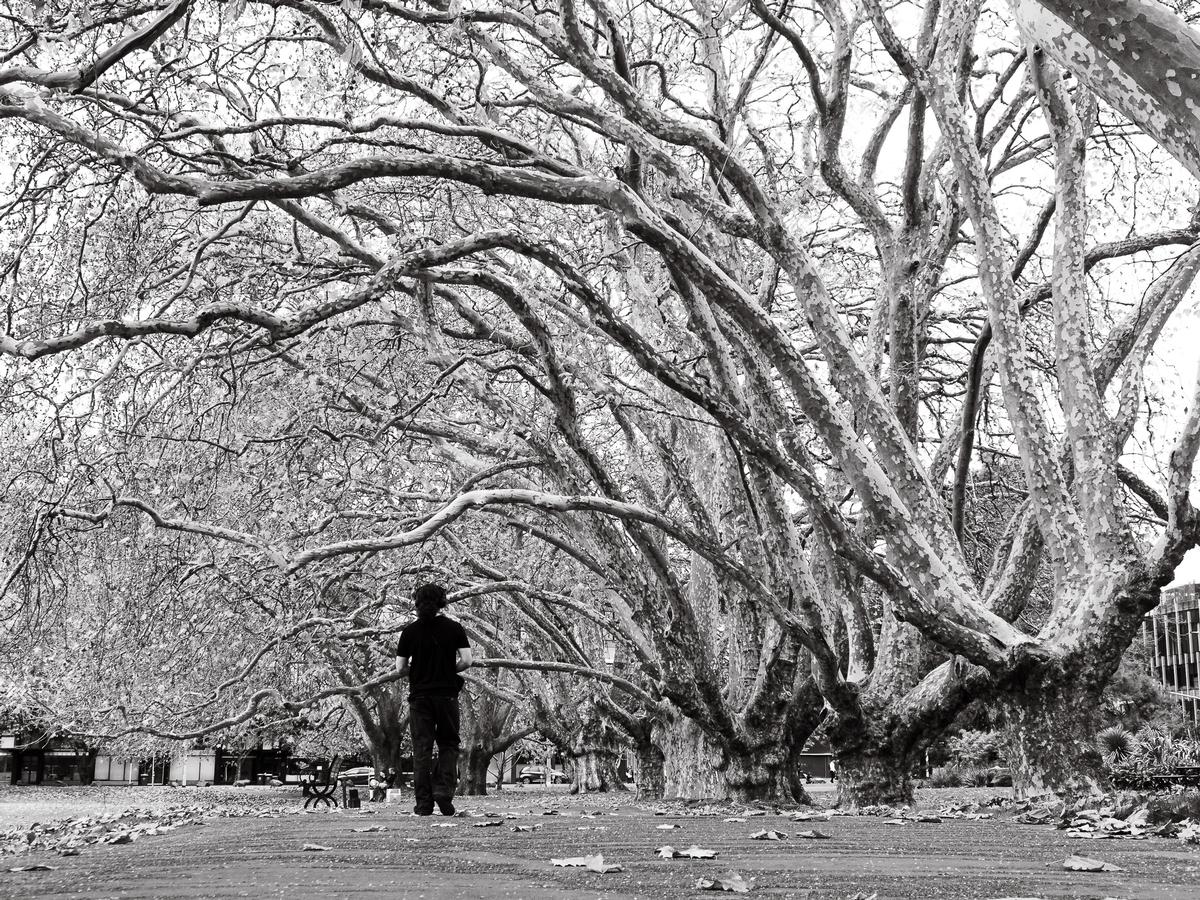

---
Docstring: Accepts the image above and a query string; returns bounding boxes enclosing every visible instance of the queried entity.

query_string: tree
[3,0,1200,804]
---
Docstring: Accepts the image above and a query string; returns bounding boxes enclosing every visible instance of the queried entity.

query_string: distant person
[396,582,473,816]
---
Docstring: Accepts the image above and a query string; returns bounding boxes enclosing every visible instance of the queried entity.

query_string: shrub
[1097,725,1134,762]
[946,731,1003,768]
[927,767,963,788]
[1146,791,1200,824]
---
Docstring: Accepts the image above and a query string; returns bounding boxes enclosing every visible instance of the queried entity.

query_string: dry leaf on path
[795,830,831,839]
[512,824,541,832]
[473,820,502,828]
[750,829,787,841]
[301,844,330,852]
[657,823,681,830]
[724,817,747,823]
[657,845,718,859]
[351,825,387,833]
[550,853,624,873]
[1062,854,1123,873]
[7,864,56,872]
[696,872,751,893]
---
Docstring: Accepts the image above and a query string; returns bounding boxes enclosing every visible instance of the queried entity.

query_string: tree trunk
[835,750,915,807]
[657,717,801,802]
[569,751,610,794]
[458,745,492,796]
[635,740,667,800]
[1001,666,1107,801]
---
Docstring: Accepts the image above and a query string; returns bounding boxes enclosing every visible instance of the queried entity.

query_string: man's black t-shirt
[396,615,470,698]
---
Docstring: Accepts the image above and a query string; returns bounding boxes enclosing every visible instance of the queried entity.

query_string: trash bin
[385,788,404,804]
[347,788,361,809]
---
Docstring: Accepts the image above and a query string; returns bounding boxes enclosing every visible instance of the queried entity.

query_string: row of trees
[3,0,1200,804]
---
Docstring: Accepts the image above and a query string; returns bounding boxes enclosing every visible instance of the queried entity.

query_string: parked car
[336,766,377,786]
[518,765,569,785]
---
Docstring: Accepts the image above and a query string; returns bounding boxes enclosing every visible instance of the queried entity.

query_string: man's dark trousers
[410,696,460,812]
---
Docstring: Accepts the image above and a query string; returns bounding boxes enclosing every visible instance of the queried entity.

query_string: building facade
[2,736,303,787]
[1143,583,1200,725]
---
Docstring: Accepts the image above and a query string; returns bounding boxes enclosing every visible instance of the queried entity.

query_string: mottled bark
[569,751,612,794]
[835,750,916,807]
[1001,669,1106,801]
[460,745,493,796]
[635,738,667,800]
[656,716,807,803]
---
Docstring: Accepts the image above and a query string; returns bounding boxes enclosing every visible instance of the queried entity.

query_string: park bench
[301,757,345,809]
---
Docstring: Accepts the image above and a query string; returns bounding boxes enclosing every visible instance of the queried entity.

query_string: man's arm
[455,647,473,672]
[396,656,410,678]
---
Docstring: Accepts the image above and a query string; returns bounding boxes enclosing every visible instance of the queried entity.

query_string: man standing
[395,583,472,816]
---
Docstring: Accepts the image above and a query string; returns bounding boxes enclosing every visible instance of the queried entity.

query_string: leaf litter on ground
[656,845,718,859]
[550,853,624,873]
[750,829,787,841]
[696,871,751,892]
[1062,854,1123,872]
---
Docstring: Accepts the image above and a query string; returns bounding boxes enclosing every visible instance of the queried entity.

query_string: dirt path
[3,793,1198,899]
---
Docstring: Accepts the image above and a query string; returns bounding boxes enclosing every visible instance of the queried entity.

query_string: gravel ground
[1,786,1198,899]
[0,785,298,831]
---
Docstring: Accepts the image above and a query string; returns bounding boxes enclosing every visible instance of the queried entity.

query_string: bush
[1097,725,1134,762]
[1106,726,1200,788]
[961,766,991,787]
[1146,791,1200,824]
[946,731,1003,768]
[927,767,963,788]
[926,765,991,788]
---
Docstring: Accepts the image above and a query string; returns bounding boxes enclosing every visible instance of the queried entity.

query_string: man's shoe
[414,805,434,816]
[436,798,456,816]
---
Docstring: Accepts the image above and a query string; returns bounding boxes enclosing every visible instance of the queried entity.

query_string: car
[336,766,377,786]
[518,765,569,785]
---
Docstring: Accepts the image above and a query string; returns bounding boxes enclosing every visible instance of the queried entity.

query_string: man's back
[395,614,469,697]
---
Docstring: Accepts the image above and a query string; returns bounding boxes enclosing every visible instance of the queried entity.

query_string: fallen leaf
[724,817,747,823]
[301,843,331,852]
[473,820,502,828]
[512,824,541,832]
[1062,854,1123,873]
[351,825,387,833]
[657,822,681,829]
[7,864,56,872]
[750,829,787,841]
[795,830,831,839]
[881,818,906,826]
[657,845,718,859]
[696,871,751,893]
[550,853,624,873]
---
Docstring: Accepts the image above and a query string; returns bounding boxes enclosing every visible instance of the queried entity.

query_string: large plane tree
[3,0,1200,802]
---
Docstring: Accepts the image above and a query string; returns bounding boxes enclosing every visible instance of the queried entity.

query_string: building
[1143,583,1200,725]
[1,735,306,786]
